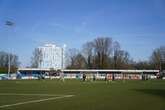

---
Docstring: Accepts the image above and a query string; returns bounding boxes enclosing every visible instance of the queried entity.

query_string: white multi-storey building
[38,43,66,69]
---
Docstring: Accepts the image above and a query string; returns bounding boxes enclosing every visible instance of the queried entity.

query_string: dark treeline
[0,51,19,73]
[66,37,165,70]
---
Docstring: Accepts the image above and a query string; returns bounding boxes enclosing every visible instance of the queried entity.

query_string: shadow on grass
[133,89,165,99]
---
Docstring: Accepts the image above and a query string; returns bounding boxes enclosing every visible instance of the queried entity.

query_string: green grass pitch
[0,79,165,110]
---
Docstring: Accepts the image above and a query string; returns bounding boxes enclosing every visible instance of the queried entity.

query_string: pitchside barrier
[6,74,158,80]
[0,73,159,80]
[106,74,141,80]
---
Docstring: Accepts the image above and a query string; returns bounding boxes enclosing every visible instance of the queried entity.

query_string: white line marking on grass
[0,95,74,109]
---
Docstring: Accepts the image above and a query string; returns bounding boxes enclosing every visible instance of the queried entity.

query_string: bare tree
[10,54,19,67]
[113,50,130,69]
[150,46,165,70]
[92,37,113,69]
[73,53,86,69]
[0,51,19,73]
[66,37,133,69]
[113,41,121,69]
[82,41,94,68]
[31,48,43,68]
[0,51,19,67]
[66,48,79,69]
[0,51,7,67]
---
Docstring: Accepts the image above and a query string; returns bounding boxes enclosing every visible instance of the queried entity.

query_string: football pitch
[0,79,165,110]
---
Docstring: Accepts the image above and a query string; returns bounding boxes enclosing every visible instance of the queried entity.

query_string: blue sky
[0,0,165,67]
